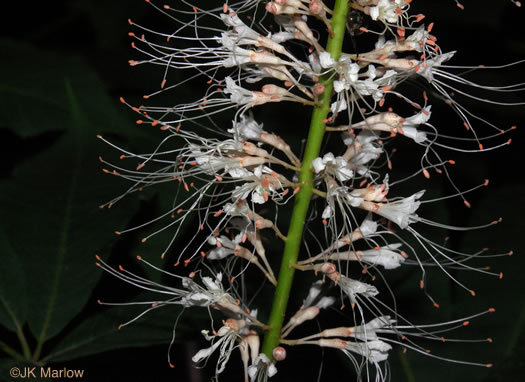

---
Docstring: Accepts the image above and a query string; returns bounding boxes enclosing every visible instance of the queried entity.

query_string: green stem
[15,324,32,360]
[0,295,32,359]
[262,0,350,359]
[0,341,26,362]
[397,348,416,382]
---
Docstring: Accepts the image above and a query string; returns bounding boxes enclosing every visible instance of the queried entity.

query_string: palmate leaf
[41,293,208,363]
[0,79,140,357]
[0,39,146,139]
[0,38,200,366]
[0,227,27,337]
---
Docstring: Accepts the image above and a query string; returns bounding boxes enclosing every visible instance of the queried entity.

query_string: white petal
[402,127,427,143]
[319,51,335,68]
[316,296,336,309]
[333,80,347,93]
[322,152,335,164]
[359,214,378,237]
[303,280,323,307]
[331,99,347,114]
[369,6,380,20]
[192,340,222,363]
[312,157,326,173]
[248,365,257,380]
[268,363,278,377]
[189,292,212,303]
[322,205,332,219]
[252,189,266,204]
[202,276,220,291]
[207,247,232,260]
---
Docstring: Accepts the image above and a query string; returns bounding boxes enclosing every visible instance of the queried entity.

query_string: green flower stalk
[97,0,523,380]
[261,0,350,359]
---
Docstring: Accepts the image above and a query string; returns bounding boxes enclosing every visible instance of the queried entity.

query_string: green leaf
[0,39,133,138]
[0,227,27,335]
[42,295,208,363]
[0,80,140,358]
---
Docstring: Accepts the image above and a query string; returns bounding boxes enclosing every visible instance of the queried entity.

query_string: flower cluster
[97,1,522,381]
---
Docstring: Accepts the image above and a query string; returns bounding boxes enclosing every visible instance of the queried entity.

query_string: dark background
[0,1,524,381]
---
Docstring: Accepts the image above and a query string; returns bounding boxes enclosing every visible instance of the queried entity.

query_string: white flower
[352,316,395,341]
[319,51,335,68]
[330,98,348,114]
[223,200,251,217]
[190,143,252,179]
[316,296,336,309]
[192,324,240,375]
[243,67,272,83]
[181,274,247,317]
[231,166,284,205]
[369,0,406,24]
[270,31,295,43]
[312,154,331,173]
[321,205,332,219]
[224,77,284,107]
[354,78,384,101]
[359,214,378,237]
[375,26,428,54]
[416,51,456,83]
[302,280,335,309]
[360,243,405,269]
[402,106,431,143]
[345,191,365,207]
[229,115,264,140]
[337,274,379,304]
[248,354,277,381]
[304,281,323,308]
[207,234,244,260]
[376,191,425,229]
[343,60,361,83]
[344,339,392,363]
[95,256,245,316]
[343,131,384,176]
[333,80,347,93]
[220,28,287,69]
[404,107,432,127]
[313,153,354,182]
[365,64,377,80]
[223,200,274,230]
[181,272,235,308]
[327,243,405,269]
[225,76,255,105]
[233,183,266,204]
[333,57,360,93]
[220,34,254,67]
[405,26,428,52]
[220,12,260,43]
[308,52,322,73]
[320,185,364,222]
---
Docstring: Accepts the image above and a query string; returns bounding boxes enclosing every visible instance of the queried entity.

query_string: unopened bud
[262,84,289,96]
[318,338,348,349]
[319,262,337,275]
[246,332,260,361]
[313,83,325,96]
[309,0,325,16]
[272,346,287,361]
[242,142,269,157]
